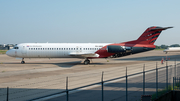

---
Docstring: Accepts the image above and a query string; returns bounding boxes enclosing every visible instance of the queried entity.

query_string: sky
[0,0,179,45]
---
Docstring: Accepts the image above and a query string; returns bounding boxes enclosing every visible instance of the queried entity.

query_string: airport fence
[173,77,180,91]
[1,60,180,101]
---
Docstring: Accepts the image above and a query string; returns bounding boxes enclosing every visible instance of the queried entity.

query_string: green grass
[154,48,165,50]
[0,50,7,54]
[151,85,177,100]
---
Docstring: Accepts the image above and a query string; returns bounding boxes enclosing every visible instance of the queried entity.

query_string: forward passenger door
[21,45,27,57]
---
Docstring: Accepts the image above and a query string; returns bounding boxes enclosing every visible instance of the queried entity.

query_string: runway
[0,50,180,101]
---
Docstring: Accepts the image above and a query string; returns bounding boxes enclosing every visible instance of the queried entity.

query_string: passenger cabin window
[14,47,19,49]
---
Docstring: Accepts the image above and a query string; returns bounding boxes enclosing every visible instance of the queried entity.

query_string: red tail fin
[124,26,173,45]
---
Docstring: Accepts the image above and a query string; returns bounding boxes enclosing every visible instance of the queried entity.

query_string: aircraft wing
[69,52,99,58]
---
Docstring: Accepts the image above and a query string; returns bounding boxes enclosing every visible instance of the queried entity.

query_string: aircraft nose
[6,50,14,57]
[163,49,168,52]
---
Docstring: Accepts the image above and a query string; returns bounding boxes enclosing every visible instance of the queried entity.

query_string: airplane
[6,26,173,65]
[164,47,180,54]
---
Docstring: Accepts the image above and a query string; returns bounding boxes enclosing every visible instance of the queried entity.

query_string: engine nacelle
[107,45,125,53]
[125,46,132,52]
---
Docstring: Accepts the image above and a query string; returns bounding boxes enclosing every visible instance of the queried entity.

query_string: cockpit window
[13,47,19,49]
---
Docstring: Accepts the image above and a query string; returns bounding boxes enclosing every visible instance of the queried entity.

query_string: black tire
[21,61,25,64]
[84,61,88,65]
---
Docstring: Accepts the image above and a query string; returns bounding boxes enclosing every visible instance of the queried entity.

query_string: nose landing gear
[21,58,25,64]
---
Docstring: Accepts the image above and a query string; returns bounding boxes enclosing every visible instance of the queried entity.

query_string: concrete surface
[47,64,180,101]
[0,50,180,101]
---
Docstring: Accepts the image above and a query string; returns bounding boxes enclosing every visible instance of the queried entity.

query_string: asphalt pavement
[46,62,179,101]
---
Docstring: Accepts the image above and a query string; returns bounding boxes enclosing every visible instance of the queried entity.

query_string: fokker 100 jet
[6,26,172,64]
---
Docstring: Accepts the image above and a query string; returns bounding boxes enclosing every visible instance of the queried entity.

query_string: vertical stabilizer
[124,26,173,45]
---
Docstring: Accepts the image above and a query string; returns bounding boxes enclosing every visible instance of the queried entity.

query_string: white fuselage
[6,43,110,58]
[164,47,180,53]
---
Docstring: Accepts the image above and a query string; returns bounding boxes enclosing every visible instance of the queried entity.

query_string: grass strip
[0,50,7,54]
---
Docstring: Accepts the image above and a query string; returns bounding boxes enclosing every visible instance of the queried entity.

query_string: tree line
[156,44,180,49]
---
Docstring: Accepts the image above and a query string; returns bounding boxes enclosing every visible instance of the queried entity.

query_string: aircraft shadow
[3,61,82,68]
[113,54,180,61]
[3,53,180,68]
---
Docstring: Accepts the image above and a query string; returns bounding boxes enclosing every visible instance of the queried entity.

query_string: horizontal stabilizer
[150,27,173,31]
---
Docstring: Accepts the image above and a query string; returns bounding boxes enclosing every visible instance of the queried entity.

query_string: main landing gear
[21,58,25,64]
[84,58,90,65]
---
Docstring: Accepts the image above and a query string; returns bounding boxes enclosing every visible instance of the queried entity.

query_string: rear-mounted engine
[107,45,126,53]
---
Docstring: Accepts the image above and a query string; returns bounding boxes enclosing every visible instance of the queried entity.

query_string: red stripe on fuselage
[118,43,156,48]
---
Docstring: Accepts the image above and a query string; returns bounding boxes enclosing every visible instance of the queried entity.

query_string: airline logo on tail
[136,26,173,45]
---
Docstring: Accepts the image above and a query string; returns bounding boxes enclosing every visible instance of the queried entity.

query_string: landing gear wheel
[21,58,25,64]
[21,61,25,64]
[84,59,90,65]
[84,61,88,65]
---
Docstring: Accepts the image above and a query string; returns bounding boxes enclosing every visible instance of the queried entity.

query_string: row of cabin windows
[13,47,19,49]
[28,48,103,51]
